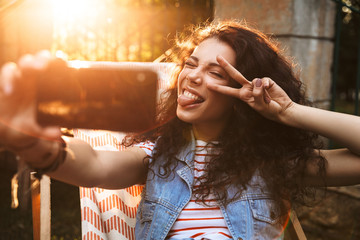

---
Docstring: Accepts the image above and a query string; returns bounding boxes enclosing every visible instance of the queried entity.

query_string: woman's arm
[281,103,360,186]
[17,137,148,189]
[306,148,360,186]
[0,52,148,189]
[281,103,360,155]
[208,55,360,187]
[49,137,148,189]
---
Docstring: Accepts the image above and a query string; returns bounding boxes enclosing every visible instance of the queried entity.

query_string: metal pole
[355,22,360,115]
[330,3,342,112]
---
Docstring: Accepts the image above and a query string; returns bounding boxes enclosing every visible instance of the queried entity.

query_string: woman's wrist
[33,138,67,179]
[16,137,68,178]
[277,102,301,127]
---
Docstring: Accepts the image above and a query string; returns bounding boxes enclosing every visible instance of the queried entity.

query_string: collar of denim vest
[175,129,196,168]
[171,131,272,197]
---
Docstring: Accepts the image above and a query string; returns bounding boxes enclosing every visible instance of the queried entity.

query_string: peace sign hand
[207,55,295,122]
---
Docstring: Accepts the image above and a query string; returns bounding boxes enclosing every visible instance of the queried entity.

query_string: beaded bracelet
[33,138,68,179]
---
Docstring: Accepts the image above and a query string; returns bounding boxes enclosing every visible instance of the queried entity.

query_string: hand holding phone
[36,59,158,132]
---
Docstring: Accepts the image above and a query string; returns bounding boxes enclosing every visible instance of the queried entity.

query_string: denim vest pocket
[247,198,285,239]
[139,200,156,224]
[248,198,278,224]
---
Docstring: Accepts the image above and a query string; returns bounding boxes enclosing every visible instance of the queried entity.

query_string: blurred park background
[0,0,359,239]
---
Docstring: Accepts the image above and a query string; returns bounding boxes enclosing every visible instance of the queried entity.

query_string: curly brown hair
[123,20,327,218]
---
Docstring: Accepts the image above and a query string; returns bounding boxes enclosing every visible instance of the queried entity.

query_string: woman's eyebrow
[208,62,222,68]
[188,55,199,62]
[190,55,223,69]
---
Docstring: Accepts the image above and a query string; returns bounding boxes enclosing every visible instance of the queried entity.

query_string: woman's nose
[187,70,202,85]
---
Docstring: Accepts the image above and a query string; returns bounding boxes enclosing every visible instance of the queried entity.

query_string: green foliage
[52,0,214,62]
[337,0,360,102]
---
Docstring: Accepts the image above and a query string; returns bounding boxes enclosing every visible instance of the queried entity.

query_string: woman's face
[177,38,236,135]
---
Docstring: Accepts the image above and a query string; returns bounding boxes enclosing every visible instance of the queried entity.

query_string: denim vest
[135,137,285,240]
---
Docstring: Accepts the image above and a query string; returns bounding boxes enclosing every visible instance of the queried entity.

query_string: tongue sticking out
[177,94,200,107]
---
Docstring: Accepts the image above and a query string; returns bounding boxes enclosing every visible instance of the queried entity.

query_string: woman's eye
[210,72,224,79]
[185,61,196,67]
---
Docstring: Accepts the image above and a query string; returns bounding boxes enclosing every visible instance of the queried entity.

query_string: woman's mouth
[177,89,205,107]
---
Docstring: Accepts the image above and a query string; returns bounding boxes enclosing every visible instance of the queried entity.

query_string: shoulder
[134,140,155,157]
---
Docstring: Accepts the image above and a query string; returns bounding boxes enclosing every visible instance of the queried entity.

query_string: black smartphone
[36,59,158,132]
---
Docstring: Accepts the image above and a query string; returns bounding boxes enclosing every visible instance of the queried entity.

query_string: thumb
[252,78,267,105]
[33,126,62,141]
[43,127,62,140]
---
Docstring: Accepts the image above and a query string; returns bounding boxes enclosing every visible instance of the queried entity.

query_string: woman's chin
[176,110,198,124]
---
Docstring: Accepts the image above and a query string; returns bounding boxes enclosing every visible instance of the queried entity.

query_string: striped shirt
[137,140,232,240]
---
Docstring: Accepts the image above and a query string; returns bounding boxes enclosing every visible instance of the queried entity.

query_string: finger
[32,124,62,141]
[263,77,272,103]
[18,54,36,69]
[18,51,51,72]
[14,55,39,96]
[41,127,62,140]
[264,89,271,104]
[17,52,51,94]
[0,62,19,96]
[17,54,39,82]
[207,82,240,98]
[262,77,270,89]
[36,50,52,59]
[34,50,52,69]
[9,108,61,142]
[216,55,251,86]
[253,78,269,105]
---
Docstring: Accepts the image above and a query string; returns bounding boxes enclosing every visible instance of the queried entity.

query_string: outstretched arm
[49,138,148,189]
[207,55,360,187]
[281,104,360,186]
[0,52,148,189]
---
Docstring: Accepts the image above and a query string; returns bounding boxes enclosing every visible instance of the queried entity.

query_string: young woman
[1,20,360,240]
